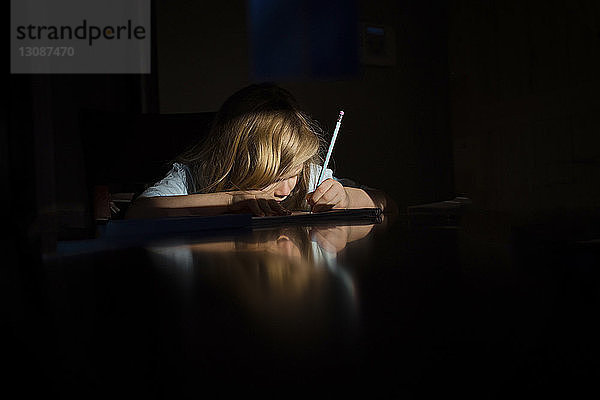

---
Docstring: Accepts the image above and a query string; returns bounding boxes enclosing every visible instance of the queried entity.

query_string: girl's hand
[228,191,291,217]
[306,178,350,212]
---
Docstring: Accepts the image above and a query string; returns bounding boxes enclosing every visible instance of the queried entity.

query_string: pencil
[317,110,344,186]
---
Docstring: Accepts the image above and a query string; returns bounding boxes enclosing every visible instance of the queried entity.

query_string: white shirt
[138,162,334,198]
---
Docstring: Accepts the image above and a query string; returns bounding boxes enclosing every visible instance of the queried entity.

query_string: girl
[126,83,394,219]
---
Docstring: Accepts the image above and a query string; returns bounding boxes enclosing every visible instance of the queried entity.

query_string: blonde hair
[177,83,323,210]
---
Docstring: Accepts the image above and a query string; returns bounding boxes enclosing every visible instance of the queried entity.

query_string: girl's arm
[351,187,399,215]
[125,191,290,219]
[308,179,398,215]
[125,192,233,219]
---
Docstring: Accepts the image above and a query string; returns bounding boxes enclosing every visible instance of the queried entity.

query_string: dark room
[5,0,600,397]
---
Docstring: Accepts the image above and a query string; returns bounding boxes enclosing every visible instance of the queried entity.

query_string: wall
[155,0,454,209]
[449,0,600,219]
[6,0,159,242]
[8,75,150,241]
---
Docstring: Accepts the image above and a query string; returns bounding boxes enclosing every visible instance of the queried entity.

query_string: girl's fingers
[312,190,337,212]
[257,198,288,216]
[247,199,264,216]
[321,186,340,204]
[312,203,333,212]
[312,193,342,212]
[310,179,335,205]
[257,198,275,215]
[231,193,286,216]
[269,200,291,215]
[265,199,285,216]
[332,190,346,207]
[311,184,344,211]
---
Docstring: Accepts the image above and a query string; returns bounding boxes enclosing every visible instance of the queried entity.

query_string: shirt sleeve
[308,163,335,192]
[137,163,189,198]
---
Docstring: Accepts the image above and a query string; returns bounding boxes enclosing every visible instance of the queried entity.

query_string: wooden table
[8,209,600,397]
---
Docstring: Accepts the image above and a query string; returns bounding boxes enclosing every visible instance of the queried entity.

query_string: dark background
[4,0,600,252]
[4,1,600,396]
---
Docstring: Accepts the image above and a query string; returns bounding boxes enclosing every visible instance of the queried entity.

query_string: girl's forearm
[126,188,398,219]
[125,192,233,219]
[345,187,376,209]
[345,187,398,214]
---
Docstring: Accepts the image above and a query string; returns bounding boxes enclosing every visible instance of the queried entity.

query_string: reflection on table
[28,208,600,396]
[146,222,379,342]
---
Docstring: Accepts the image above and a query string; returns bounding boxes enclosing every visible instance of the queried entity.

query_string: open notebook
[252,208,382,228]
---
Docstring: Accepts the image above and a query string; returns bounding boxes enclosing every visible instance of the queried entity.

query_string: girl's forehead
[287,165,304,177]
[273,165,303,183]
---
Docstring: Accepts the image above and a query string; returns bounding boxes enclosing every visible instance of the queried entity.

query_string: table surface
[8,209,600,397]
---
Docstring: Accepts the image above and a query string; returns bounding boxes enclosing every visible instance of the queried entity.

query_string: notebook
[252,208,383,228]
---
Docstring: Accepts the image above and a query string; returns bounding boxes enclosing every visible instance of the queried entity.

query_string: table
[8,209,600,397]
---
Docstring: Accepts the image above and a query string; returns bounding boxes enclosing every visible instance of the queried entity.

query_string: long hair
[177,83,323,210]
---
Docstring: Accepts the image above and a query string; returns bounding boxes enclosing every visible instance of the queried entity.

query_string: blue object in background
[248,0,359,80]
